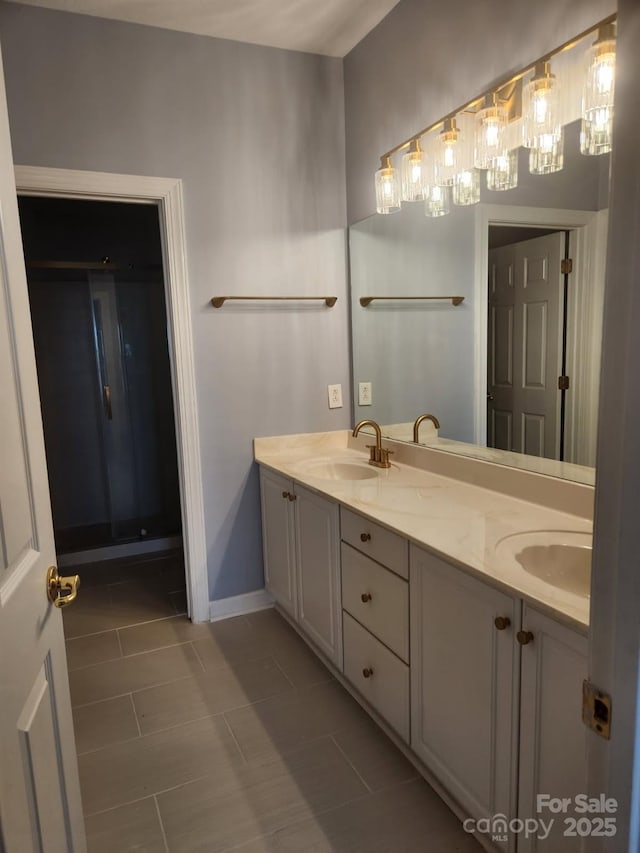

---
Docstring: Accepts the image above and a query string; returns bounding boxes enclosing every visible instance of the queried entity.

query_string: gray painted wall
[344,0,617,225]
[0,3,350,601]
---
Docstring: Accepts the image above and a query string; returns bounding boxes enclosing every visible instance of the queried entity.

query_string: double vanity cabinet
[258,453,589,853]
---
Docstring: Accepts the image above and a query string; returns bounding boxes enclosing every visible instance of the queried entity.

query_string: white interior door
[488,231,564,458]
[0,48,86,853]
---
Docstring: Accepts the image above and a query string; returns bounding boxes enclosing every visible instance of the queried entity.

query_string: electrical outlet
[358,382,372,406]
[327,384,343,409]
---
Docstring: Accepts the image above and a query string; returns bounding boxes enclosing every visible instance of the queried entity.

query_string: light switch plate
[328,384,343,409]
[358,382,372,406]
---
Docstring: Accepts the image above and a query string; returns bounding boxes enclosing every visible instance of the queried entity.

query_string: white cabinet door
[295,484,341,667]
[259,468,297,619]
[517,606,588,853]
[0,48,86,852]
[410,545,519,852]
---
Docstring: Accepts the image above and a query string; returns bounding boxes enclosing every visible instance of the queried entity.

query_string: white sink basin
[495,530,592,598]
[297,458,379,481]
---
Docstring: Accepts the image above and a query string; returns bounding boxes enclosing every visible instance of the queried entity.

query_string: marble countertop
[254,430,592,632]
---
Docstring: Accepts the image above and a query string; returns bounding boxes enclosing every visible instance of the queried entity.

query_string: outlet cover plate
[358,382,372,406]
[328,384,343,409]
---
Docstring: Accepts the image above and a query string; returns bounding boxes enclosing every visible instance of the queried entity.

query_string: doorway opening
[487,224,571,461]
[19,196,184,591]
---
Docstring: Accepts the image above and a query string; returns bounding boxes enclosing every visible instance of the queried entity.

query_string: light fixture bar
[379,13,616,162]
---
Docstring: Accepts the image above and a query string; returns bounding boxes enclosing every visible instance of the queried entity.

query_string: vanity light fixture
[474,94,508,169]
[453,169,480,206]
[371,14,615,214]
[401,138,429,201]
[486,150,519,191]
[424,184,450,217]
[581,23,616,155]
[375,155,401,214]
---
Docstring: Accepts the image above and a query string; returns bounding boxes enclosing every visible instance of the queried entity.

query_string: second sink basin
[495,530,592,598]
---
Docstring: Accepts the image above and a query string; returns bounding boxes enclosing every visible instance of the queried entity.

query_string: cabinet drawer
[343,612,409,741]
[341,508,408,579]
[341,543,408,662]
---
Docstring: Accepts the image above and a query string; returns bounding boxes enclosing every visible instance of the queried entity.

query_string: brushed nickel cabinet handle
[360,532,371,542]
[494,616,511,631]
[282,491,289,499]
[288,493,297,502]
[362,667,374,679]
[361,592,372,603]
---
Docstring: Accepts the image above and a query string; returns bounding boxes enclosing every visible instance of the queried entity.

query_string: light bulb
[581,24,616,155]
[433,119,461,186]
[375,156,401,214]
[401,139,429,202]
[487,150,519,191]
[424,184,450,218]
[474,95,508,169]
[522,62,560,149]
[453,169,480,206]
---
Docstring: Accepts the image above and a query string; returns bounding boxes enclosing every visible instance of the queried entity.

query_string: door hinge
[561,258,573,275]
[583,680,612,739]
[558,375,570,390]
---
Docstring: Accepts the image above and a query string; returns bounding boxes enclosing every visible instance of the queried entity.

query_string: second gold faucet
[413,413,440,444]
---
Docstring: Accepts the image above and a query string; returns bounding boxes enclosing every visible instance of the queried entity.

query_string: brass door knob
[517,630,534,646]
[361,592,372,603]
[360,533,371,542]
[46,566,81,609]
[362,667,374,679]
[494,616,511,630]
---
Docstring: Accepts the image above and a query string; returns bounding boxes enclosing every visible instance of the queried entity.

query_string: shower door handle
[103,384,113,420]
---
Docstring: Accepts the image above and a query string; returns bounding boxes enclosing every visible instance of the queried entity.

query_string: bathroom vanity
[255,429,592,853]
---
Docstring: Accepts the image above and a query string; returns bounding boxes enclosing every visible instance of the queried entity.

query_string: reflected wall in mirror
[350,122,609,485]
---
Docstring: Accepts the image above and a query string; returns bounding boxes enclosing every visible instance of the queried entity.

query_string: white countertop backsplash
[254,430,593,631]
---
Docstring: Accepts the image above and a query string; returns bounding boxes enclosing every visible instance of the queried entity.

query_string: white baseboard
[209,589,274,622]
[57,536,182,568]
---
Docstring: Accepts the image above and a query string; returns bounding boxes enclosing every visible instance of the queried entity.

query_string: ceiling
[7,0,402,56]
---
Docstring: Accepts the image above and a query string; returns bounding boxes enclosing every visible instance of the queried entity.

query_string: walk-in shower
[20,197,182,556]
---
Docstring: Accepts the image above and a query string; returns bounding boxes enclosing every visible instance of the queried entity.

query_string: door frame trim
[14,165,210,623]
[473,204,600,464]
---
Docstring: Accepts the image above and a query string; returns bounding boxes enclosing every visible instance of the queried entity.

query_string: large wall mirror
[350,121,609,486]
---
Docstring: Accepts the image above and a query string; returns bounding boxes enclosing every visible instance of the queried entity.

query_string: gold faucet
[413,413,440,444]
[352,419,393,469]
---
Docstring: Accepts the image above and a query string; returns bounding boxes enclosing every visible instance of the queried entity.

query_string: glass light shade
[453,169,480,206]
[581,27,616,155]
[375,157,401,214]
[424,184,450,217]
[486,150,519,191]
[529,128,564,175]
[401,139,429,201]
[474,100,508,168]
[522,62,561,149]
[433,119,461,186]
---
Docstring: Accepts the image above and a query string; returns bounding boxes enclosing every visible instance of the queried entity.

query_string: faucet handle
[379,448,393,468]
[365,444,380,464]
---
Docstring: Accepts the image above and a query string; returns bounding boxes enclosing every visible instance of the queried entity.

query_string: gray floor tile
[133,657,293,734]
[73,694,140,754]
[157,737,368,853]
[119,615,212,657]
[84,797,166,853]
[225,681,368,762]
[109,580,177,625]
[273,778,482,853]
[63,586,119,639]
[66,630,121,671]
[79,715,244,815]
[243,610,334,688]
[331,717,418,792]
[69,643,202,706]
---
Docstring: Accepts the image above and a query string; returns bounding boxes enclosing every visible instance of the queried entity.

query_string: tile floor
[64,551,481,852]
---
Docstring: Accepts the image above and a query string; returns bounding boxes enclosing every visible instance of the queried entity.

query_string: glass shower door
[89,272,141,542]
